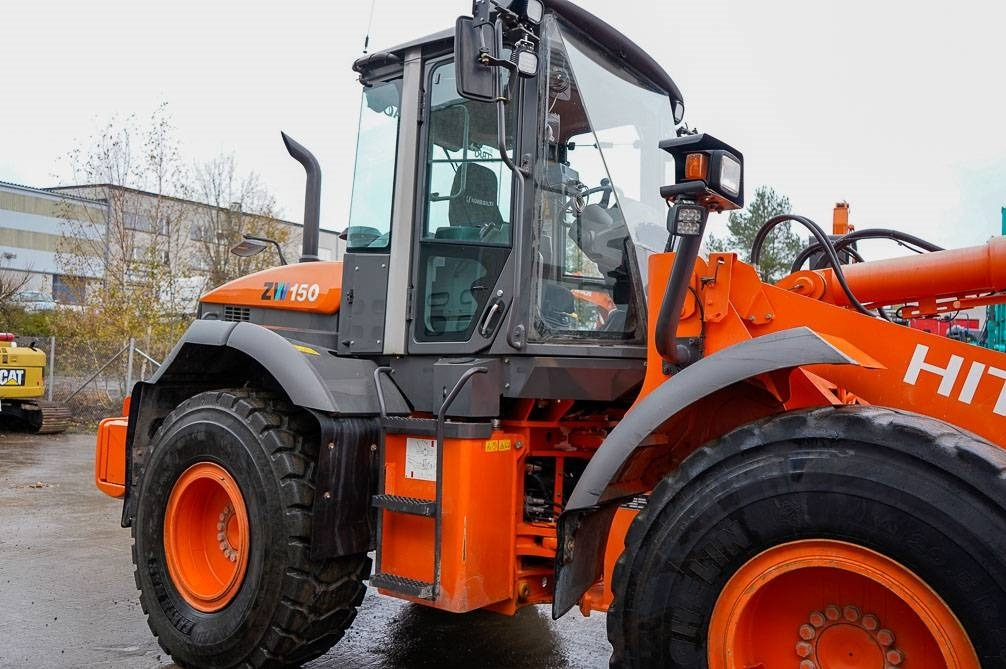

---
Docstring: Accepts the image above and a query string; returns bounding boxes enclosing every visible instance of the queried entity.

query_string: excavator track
[23,400,72,434]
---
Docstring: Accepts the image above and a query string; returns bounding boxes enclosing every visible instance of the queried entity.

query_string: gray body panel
[388,354,645,415]
[152,319,409,415]
[338,253,391,355]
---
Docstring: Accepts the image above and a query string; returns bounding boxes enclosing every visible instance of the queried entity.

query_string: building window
[53,275,86,305]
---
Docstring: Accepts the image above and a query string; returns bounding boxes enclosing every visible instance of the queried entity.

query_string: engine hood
[200,262,343,315]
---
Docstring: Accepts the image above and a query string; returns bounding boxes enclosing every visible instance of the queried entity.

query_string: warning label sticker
[484,439,511,452]
[405,438,437,481]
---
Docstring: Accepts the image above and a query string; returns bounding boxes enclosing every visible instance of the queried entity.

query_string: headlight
[719,155,741,197]
[658,133,745,212]
[515,46,539,77]
[524,0,544,24]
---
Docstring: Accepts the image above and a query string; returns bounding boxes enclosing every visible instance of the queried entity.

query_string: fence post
[47,335,55,401]
[126,338,135,395]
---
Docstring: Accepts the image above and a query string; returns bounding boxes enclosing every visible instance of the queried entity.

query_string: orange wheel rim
[164,462,250,612]
[708,539,979,668]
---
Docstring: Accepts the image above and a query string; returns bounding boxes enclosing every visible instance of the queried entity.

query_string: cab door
[408,57,518,354]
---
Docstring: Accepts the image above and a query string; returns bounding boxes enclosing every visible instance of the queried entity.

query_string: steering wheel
[564,178,614,217]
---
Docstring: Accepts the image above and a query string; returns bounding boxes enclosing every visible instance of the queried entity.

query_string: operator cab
[342,0,685,409]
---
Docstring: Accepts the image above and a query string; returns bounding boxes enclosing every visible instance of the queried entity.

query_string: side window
[346,79,402,251]
[423,62,512,244]
[414,61,514,343]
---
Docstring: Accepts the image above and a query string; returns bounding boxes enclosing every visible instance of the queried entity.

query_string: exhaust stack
[281,132,322,262]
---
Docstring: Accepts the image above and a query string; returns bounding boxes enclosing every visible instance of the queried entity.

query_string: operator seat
[425,162,506,336]
[445,162,504,238]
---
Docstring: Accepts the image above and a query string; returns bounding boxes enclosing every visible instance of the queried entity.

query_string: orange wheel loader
[95,1,1006,666]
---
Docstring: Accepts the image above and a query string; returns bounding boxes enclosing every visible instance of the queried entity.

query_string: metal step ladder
[368,367,491,600]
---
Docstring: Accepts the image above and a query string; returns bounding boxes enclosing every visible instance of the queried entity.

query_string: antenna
[363,0,377,54]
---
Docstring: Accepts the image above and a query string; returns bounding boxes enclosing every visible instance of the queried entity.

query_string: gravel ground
[0,431,610,668]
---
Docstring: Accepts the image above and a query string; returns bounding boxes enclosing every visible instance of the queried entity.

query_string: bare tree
[188,154,290,288]
[53,104,191,351]
[0,265,32,321]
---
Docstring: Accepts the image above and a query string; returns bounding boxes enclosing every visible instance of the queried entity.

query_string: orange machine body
[95,238,1006,618]
[642,248,1006,446]
[200,262,343,315]
[378,431,521,612]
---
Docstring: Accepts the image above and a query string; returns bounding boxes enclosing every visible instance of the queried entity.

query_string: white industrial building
[0,180,342,306]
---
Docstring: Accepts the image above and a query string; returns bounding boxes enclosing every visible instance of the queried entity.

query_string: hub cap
[164,462,250,612]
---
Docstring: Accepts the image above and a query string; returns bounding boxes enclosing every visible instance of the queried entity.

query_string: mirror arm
[495,99,526,179]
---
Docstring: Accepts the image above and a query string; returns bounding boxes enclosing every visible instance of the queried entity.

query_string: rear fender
[553,327,867,617]
[148,320,409,414]
[119,319,409,528]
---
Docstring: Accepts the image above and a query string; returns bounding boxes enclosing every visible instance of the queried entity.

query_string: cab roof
[352,1,684,113]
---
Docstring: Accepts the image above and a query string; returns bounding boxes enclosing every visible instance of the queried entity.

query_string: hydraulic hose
[790,228,944,273]
[751,214,878,318]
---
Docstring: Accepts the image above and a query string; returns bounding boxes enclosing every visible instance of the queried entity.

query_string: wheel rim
[164,462,250,612]
[708,539,979,668]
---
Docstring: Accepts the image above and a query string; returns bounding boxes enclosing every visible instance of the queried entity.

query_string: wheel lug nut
[843,605,861,622]
[795,641,812,657]
[877,628,895,647]
[799,660,816,669]
[798,624,815,640]
[861,614,879,631]
[825,604,841,621]
[886,648,905,665]
[808,610,826,627]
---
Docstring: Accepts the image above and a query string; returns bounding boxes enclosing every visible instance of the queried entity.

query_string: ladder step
[370,573,435,600]
[380,416,493,439]
[372,494,437,517]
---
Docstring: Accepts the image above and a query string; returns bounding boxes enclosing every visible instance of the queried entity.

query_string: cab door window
[414,60,514,343]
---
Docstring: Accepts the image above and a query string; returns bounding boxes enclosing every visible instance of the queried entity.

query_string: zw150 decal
[261,282,321,303]
[903,343,1006,415]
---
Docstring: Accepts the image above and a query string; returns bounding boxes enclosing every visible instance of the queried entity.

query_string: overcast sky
[2,0,1005,252]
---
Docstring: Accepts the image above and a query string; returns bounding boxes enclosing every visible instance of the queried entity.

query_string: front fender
[553,327,867,617]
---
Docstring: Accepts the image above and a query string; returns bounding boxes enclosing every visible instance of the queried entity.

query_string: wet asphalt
[0,432,610,668]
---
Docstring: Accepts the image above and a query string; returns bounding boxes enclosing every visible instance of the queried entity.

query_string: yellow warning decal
[484,439,511,453]
[292,344,319,356]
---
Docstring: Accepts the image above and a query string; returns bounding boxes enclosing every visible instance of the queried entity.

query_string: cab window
[414,60,515,343]
[346,79,402,251]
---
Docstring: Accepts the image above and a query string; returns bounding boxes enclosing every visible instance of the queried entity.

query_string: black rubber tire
[607,406,1006,668]
[132,389,370,668]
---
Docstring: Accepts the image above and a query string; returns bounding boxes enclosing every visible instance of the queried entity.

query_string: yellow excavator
[0,333,69,433]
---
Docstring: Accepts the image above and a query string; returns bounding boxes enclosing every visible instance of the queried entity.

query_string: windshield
[529,15,677,340]
[557,19,677,281]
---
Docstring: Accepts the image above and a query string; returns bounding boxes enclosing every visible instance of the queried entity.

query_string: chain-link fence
[23,335,162,428]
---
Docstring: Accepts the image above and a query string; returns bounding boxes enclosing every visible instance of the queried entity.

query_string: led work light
[659,133,745,212]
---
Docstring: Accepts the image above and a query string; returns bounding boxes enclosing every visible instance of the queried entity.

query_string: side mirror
[230,235,288,265]
[454,16,500,103]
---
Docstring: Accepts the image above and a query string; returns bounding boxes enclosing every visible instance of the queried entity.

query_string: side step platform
[372,494,437,517]
[369,573,435,600]
[380,415,492,439]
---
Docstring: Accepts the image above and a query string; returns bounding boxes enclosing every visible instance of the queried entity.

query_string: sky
[3,0,1006,253]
